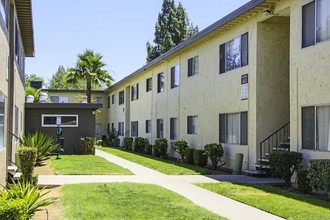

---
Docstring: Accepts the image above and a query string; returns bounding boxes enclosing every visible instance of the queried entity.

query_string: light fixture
[262,9,273,16]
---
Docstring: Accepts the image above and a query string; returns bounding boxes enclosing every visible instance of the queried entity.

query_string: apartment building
[0,0,34,185]
[105,0,330,170]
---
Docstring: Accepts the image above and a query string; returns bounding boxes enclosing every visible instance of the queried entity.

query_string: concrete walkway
[38,149,284,220]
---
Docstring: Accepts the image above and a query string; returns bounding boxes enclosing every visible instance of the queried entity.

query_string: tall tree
[25,74,44,87]
[146,0,199,62]
[67,49,114,103]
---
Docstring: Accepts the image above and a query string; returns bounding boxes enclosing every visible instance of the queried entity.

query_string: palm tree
[67,49,114,103]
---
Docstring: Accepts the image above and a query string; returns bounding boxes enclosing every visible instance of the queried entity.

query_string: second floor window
[131,84,139,101]
[146,77,152,92]
[157,73,164,93]
[119,91,124,105]
[188,56,199,77]
[171,65,180,88]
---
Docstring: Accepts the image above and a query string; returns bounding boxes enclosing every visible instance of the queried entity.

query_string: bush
[145,144,153,155]
[124,137,133,150]
[297,169,312,194]
[3,181,56,219]
[184,148,194,164]
[20,131,59,165]
[172,140,189,161]
[133,137,149,153]
[17,147,37,183]
[0,197,28,220]
[308,159,330,192]
[153,138,168,158]
[108,129,119,147]
[80,137,95,155]
[96,140,103,146]
[204,143,224,170]
[269,151,303,187]
[193,149,208,167]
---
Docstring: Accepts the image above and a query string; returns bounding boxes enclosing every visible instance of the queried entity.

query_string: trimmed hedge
[144,143,153,155]
[184,148,194,164]
[308,159,330,192]
[297,169,312,194]
[80,137,95,155]
[17,147,37,183]
[172,140,189,161]
[0,198,28,220]
[193,149,208,167]
[124,137,133,150]
[153,138,168,158]
[133,137,149,153]
[204,143,224,170]
[269,151,303,187]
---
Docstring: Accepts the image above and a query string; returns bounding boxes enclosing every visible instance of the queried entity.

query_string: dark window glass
[170,118,178,139]
[146,120,151,133]
[157,119,164,138]
[131,121,138,137]
[302,1,316,48]
[241,33,249,67]
[240,112,248,145]
[219,44,225,74]
[157,73,164,93]
[112,95,115,104]
[302,107,315,149]
[146,78,152,92]
[119,91,124,105]
[219,114,226,143]
[107,96,110,108]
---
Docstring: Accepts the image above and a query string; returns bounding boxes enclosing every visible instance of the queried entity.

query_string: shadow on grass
[238,183,330,209]
[102,146,214,175]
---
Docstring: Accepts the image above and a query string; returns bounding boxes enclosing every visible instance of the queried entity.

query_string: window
[188,56,199,77]
[171,65,180,88]
[0,0,7,24]
[157,119,164,138]
[219,112,248,145]
[94,97,103,104]
[112,94,115,104]
[157,73,164,93]
[131,121,138,137]
[119,90,124,105]
[146,77,152,92]
[111,123,115,130]
[42,115,78,127]
[50,96,68,103]
[0,93,5,149]
[302,105,330,151]
[220,33,248,73]
[302,0,330,47]
[107,96,110,108]
[170,118,178,139]
[131,84,139,101]
[96,123,102,135]
[118,122,124,136]
[146,120,152,133]
[187,116,198,134]
[15,106,18,135]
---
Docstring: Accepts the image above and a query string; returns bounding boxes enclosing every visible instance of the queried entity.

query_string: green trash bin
[232,153,244,175]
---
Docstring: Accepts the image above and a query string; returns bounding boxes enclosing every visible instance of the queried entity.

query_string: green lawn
[49,155,132,175]
[99,147,212,175]
[197,182,330,220]
[61,183,225,220]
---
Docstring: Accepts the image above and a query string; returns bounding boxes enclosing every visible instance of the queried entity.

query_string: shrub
[297,169,312,194]
[204,143,224,170]
[80,137,95,155]
[0,197,28,220]
[3,181,56,219]
[133,137,149,153]
[308,159,330,192]
[193,149,208,167]
[20,131,59,165]
[108,129,120,147]
[145,144,153,155]
[184,148,194,164]
[124,137,133,150]
[172,140,189,161]
[153,138,168,158]
[17,147,37,183]
[269,151,303,187]
[96,140,103,146]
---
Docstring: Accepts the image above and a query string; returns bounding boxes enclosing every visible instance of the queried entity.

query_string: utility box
[232,153,244,175]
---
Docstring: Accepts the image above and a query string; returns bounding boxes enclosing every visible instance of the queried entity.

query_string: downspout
[6,2,15,168]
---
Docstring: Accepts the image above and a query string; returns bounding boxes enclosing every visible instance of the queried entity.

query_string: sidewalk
[38,149,284,220]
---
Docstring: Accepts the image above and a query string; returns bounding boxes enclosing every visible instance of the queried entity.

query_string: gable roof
[105,0,273,93]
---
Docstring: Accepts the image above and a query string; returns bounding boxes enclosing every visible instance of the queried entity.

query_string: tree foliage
[146,0,199,62]
[66,49,114,103]
[25,74,44,88]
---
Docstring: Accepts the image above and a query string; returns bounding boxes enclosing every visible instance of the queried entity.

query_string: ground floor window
[157,119,164,138]
[170,118,178,139]
[0,93,5,149]
[219,112,248,145]
[95,123,102,135]
[118,122,124,136]
[187,116,198,134]
[131,121,138,137]
[42,115,78,127]
[146,120,151,133]
[302,105,330,151]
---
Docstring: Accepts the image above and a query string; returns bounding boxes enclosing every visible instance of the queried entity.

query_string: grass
[197,182,330,220]
[99,147,212,175]
[49,155,133,175]
[61,183,225,220]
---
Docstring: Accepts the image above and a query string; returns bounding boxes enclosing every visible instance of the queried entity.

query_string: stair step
[252,164,271,169]
[272,147,289,151]
[7,166,18,174]
[258,158,269,163]
[13,172,22,180]
[245,170,267,175]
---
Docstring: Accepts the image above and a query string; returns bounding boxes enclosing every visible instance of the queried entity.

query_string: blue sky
[25,0,250,84]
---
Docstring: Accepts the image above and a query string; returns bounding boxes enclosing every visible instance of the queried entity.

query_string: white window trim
[42,114,79,127]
